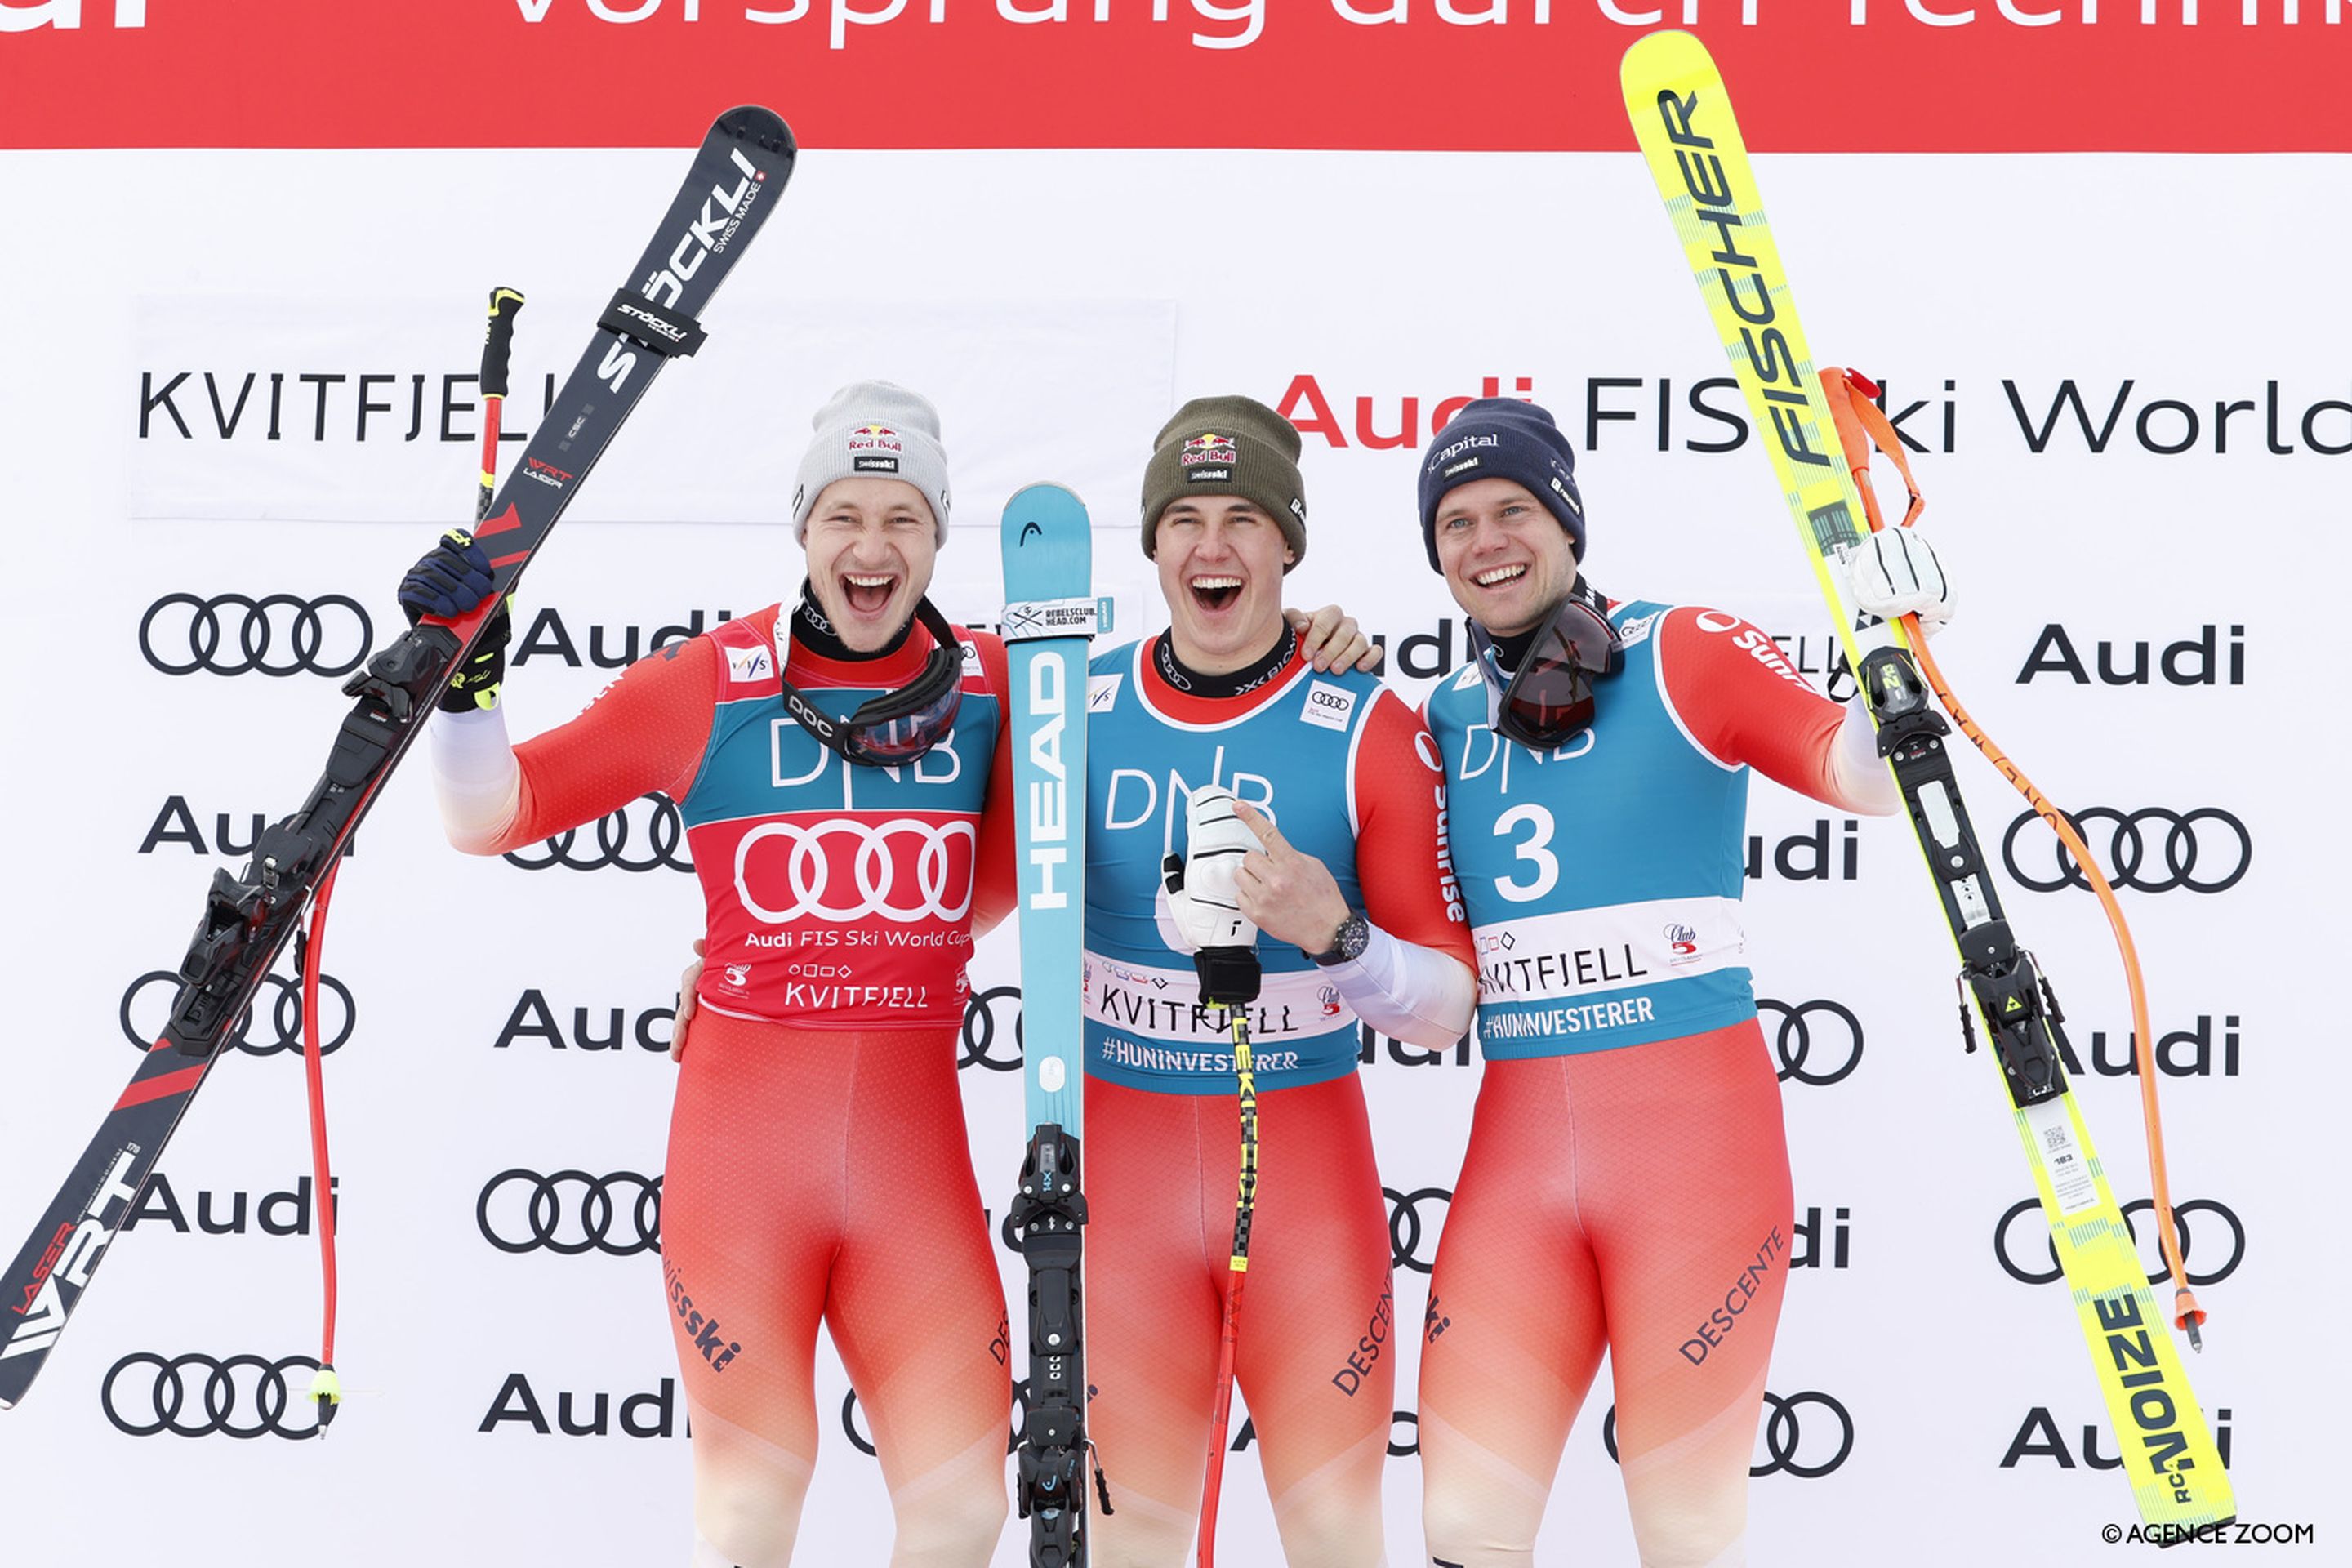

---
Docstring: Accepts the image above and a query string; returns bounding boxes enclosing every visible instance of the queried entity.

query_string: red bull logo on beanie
[1180,431,1240,466]
[846,425,903,453]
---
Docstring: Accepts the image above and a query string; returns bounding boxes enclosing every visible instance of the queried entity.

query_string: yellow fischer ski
[1620,28,2233,1535]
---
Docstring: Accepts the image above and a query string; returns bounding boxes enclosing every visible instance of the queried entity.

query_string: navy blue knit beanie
[1416,399,1585,571]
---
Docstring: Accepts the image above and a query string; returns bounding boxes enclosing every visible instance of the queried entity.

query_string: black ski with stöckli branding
[0,106,795,1410]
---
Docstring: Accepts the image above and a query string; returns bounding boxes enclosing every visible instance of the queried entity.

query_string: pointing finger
[1232,800,1285,853]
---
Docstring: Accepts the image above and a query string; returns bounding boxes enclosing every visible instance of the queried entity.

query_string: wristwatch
[1308,909,1370,967]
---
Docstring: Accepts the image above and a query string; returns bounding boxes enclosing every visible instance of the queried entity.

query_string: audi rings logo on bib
[2001,805,2251,895]
[1602,1390,1853,1478]
[732,815,975,924]
[505,795,693,874]
[1757,998,1864,1087]
[119,968,354,1057]
[139,592,372,678]
[1994,1195,2244,1288]
[476,1169,662,1257]
[102,1352,327,1440]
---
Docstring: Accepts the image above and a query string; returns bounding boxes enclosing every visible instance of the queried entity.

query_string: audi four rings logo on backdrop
[846,1383,1033,1459]
[1993,1196,2244,1288]
[732,818,978,924]
[1755,998,1864,1086]
[1602,1392,1854,1478]
[505,795,693,873]
[102,1352,327,1440]
[1387,1187,1451,1275]
[2001,806,2251,894]
[843,1388,880,1455]
[960,985,1023,1071]
[118,969,354,1056]
[477,1169,662,1256]
[138,593,372,677]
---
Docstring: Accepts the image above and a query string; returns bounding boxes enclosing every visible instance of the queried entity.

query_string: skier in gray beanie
[791,379,952,544]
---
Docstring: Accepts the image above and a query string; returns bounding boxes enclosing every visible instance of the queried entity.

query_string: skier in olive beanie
[1140,394,1308,572]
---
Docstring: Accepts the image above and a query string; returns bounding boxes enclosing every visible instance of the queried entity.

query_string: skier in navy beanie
[1416,398,1585,571]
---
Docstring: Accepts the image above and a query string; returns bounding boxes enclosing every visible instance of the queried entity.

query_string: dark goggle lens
[1493,599,1614,750]
[841,671,964,765]
[1495,663,1595,750]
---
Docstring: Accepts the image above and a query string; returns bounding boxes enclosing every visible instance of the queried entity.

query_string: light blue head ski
[1000,483,1102,1136]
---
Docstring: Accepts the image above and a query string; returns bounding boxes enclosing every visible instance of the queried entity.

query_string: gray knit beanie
[791,381,951,544]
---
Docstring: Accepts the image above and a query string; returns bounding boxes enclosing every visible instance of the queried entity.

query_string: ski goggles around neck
[1466,581,1622,751]
[781,596,967,767]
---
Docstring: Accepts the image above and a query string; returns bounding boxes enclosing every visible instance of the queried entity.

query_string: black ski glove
[398,529,511,714]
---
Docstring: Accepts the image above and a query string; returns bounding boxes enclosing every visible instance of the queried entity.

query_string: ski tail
[0,109,794,1411]
[1000,483,1107,1566]
[0,1053,214,1408]
[1620,29,2233,1534]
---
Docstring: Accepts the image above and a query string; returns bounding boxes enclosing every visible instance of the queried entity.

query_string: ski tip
[1005,480,1087,511]
[1619,27,1713,88]
[715,105,797,159]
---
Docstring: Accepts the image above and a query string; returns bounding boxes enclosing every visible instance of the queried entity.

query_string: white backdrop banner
[0,15,2341,1568]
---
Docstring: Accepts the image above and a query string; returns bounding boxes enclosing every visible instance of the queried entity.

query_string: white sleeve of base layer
[1324,923,1477,1052]
[1823,695,1902,817]
[430,706,524,854]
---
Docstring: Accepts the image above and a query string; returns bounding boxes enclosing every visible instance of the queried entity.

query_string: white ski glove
[1160,785,1260,953]
[1846,526,1953,638]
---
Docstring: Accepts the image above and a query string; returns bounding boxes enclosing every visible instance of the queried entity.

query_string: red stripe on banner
[116,1062,204,1111]
[0,4,2342,153]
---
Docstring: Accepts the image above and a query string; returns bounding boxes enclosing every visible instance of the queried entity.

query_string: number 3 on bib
[1494,803,1559,903]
